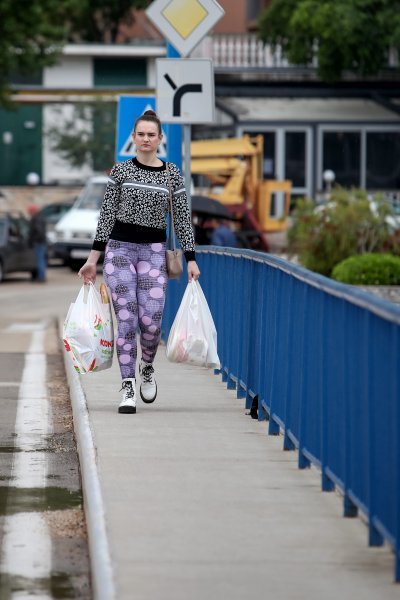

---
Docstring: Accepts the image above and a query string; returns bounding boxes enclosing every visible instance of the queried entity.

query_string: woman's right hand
[78,249,101,284]
[78,261,97,284]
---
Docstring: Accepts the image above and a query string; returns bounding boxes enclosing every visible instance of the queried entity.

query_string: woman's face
[132,121,162,154]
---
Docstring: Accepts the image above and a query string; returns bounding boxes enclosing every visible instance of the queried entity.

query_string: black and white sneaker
[139,360,157,403]
[118,378,136,414]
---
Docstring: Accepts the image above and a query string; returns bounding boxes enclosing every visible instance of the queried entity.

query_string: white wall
[43,56,93,88]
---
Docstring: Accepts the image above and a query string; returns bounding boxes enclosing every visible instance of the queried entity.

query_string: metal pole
[166,43,182,170]
[183,124,192,213]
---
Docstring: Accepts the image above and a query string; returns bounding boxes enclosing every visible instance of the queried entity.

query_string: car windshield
[75,182,107,210]
[40,204,71,221]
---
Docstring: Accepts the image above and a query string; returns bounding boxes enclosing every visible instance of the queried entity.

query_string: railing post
[321,295,338,492]
[343,495,358,518]
[396,326,400,581]
[367,312,384,547]
[343,301,358,517]
[241,257,255,406]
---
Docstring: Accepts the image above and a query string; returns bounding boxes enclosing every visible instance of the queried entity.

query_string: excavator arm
[191,158,247,206]
[189,135,291,251]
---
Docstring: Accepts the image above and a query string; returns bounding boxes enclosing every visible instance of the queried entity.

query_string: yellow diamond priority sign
[162,0,208,40]
[146,0,225,56]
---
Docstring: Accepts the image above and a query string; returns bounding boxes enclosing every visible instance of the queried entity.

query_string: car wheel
[31,268,38,281]
[0,261,3,283]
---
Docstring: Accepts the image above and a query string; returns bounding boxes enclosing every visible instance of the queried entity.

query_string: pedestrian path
[74,348,399,600]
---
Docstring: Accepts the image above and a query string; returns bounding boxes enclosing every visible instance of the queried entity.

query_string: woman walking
[78,110,200,414]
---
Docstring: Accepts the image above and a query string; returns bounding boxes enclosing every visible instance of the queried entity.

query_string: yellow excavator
[190,135,291,251]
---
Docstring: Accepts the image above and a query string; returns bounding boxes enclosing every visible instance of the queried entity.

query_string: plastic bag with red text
[63,282,114,374]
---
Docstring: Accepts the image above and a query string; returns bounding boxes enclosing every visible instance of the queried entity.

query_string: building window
[366,131,400,190]
[94,58,146,87]
[244,130,276,178]
[247,0,263,21]
[263,132,276,179]
[285,131,306,187]
[323,131,361,187]
[8,70,42,85]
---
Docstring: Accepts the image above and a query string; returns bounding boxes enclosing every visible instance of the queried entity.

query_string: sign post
[146,0,224,212]
[155,58,215,212]
[183,125,191,211]
[166,43,182,171]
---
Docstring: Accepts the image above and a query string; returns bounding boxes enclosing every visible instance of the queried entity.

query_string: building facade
[2,0,400,200]
[1,43,165,185]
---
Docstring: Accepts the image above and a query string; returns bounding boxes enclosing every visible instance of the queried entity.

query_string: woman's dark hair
[134,110,162,135]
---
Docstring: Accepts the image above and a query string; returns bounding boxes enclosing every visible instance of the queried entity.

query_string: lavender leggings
[103,239,167,379]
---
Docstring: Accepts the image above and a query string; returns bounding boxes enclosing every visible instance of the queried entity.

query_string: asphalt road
[0,266,92,598]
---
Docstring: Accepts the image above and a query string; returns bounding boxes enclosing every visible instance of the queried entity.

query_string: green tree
[0,0,151,105]
[68,0,151,43]
[0,0,79,105]
[288,188,394,275]
[47,100,116,172]
[258,0,400,81]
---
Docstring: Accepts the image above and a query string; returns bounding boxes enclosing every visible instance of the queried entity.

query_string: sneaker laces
[120,380,135,399]
[141,364,154,384]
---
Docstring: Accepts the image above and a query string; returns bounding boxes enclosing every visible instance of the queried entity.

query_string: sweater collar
[132,157,166,172]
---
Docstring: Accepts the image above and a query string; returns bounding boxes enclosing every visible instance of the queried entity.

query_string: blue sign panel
[115,96,168,163]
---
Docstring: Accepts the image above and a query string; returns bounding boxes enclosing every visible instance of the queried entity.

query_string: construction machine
[190,135,291,251]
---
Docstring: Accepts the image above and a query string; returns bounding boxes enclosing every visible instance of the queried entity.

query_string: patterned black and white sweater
[92,157,196,262]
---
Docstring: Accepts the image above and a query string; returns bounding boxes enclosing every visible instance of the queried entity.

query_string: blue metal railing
[161,246,400,582]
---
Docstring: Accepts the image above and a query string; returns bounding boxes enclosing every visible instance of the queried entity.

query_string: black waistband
[110,220,167,244]
[92,220,196,262]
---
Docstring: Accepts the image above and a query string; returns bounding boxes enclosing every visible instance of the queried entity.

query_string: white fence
[193,34,310,69]
[193,34,398,70]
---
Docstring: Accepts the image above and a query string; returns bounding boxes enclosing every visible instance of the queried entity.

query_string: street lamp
[323,169,335,196]
[26,172,40,186]
[2,131,13,145]
[26,172,40,208]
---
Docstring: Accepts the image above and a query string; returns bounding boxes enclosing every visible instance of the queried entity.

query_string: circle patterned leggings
[103,239,167,380]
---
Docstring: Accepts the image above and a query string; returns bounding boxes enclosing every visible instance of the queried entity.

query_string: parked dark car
[0,212,37,282]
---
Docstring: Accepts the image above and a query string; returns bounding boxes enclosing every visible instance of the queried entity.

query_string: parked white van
[54,175,108,270]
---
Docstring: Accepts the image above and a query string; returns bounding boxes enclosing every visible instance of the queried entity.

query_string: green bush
[288,188,394,276]
[332,253,400,285]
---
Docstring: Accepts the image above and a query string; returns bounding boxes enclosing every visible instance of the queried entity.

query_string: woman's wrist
[86,250,101,265]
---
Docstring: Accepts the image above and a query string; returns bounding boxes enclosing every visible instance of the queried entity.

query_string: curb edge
[62,336,116,600]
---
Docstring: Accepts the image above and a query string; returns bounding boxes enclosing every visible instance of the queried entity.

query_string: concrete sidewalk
[75,348,398,600]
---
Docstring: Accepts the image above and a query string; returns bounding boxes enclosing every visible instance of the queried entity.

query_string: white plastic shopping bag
[63,282,114,374]
[166,280,220,368]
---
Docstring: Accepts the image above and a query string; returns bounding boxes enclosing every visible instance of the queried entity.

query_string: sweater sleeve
[169,164,196,262]
[92,164,122,251]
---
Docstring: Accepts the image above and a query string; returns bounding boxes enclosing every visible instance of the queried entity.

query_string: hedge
[332,253,400,285]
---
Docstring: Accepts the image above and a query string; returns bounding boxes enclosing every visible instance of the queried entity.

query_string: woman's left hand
[187,260,200,281]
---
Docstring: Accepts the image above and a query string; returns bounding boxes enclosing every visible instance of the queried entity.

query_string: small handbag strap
[165,162,177,252]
